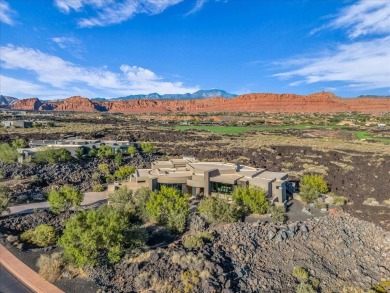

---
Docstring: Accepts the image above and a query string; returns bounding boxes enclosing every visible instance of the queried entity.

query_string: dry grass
[36,252,65,283]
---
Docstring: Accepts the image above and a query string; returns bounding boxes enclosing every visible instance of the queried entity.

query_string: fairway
[173,124,346,135]
[354,131,390,142]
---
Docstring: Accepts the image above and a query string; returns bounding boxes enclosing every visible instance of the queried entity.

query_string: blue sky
[0,0,389,99]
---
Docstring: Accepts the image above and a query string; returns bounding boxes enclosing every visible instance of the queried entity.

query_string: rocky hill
[112,89,236,100]
[11,92,390,113]
[0,95,18,106]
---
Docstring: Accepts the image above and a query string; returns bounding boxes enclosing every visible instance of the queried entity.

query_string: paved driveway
[1,191,109,216]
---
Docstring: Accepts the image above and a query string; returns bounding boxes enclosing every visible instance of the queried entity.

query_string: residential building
[130,157,288,205]
[1,120,33,128]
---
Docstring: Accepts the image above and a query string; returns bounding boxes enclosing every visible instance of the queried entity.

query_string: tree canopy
[232,186,269,215]
[48,185,84,214]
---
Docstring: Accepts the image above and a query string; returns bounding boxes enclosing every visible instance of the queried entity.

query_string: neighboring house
[127,157,288,205]
[18,138,134,162]
[378,123,387,127]
[1,120,33,128]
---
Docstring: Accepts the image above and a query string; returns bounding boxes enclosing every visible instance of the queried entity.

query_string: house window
[211,182,233,194]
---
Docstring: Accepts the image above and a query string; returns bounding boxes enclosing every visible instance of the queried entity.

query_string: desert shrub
[332,195,348,205]
[0,143,18,163]
[183,232,214,249]
[36,252,65,283]
[34,147,72,164]
[21,224,57,247]
[296,282,316,293]
[92,172,101,181]
[97,145,114,158]
[115,152,123,166]
[133,187,151,222]
[197,196,242,224]
[48,185,84,214]
[146,186,190,233]
[98,163,111,176]
[47,121,55,127]
[181,270,201,293]
[109,186,136,217]
[299,174,328,203]
[92,184,105,192]
[114,165,136,180]
[300,174,328,193]
[12,138,27,148]
[75,146,86,160]
[314,199,326,209]
[269,205,286,223]
[188,214,208,232]
[128,145,137,155]
[232,186,269,215]
[0,185,10,213]
[141,142,154,154]
[88,148,98,157]
[58,206,145,266]
[292,266,309,282]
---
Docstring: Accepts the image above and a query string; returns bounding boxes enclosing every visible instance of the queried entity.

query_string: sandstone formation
[11,92,390,113]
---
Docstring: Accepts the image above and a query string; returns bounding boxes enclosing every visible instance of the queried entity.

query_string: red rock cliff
[11,98,42,111]
[11,92,390,114]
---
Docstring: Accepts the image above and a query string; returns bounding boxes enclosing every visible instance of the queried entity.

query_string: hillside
[0,95,18,106]
[10,92,390,113]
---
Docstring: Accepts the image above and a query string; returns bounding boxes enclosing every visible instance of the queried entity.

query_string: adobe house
[1,120,33,128]
[131,157,288,205]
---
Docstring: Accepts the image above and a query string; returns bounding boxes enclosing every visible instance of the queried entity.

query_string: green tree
[97,145,114,158]
[198,197,241,224]
[140,142,154,154]
[75,147,86,160]
[127,145,137,156]
[114,152,123,166]
[58,206,145,266]
[48,185,84,214]
[114,165,135,180]
[34,148,72,164]
[0,143,18,163]
[12,138,27,149]
[146,186,190,233]
[300,174,328,203]
[88,148,98,157]
[232,186,269,215]
[47,121,55,127]
[20,224,57,247]
[0,185,10,213]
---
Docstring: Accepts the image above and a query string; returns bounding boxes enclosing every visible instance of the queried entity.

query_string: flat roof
[254,171,288,180]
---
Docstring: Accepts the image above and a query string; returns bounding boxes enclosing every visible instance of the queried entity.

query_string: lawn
[354,131,390,142]
[173,124,346,135]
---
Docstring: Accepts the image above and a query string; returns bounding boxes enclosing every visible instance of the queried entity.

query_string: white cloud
[0,44,199,98]
[185,0,207,15]
[0,0,16,25]
[275,0,390,91]
[54,0,183,27]
[325,0,390,39]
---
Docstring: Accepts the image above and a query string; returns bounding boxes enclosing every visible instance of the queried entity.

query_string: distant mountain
[356,95,390,99]
[0,95,18,106]
[111,89,236,101]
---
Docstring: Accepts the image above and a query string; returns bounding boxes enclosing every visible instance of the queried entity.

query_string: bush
[0,143,18,163]
[140,142,154,154]
[133,187,151,222]
[0,185,10,213]
[92,184,105,192]
[188,214,208,232]
[75,146,86,160]
[146,186,190,233]
[97,145,114,158]
[34,147,72,164]
[47,121,55,127]
[128,145,137,155]
[36,252,65,283]
[332,195,348,205]
[98,163,111,176]
[292,266,309,282]
[183,232,214,249]
[114,165,136,181]
[115,152,123,166]
[296,282,316,293]
[58,206,145,266]
[12,138,27,148]
[48,185,84,214]
[21,224,57,247]
[197,197,242,224]
[300,174,328,194]
[88,148,98,157]
[232,186,269,215]
[269,205,286,223]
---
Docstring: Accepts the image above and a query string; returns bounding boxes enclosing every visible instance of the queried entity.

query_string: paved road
[1,191,108,216]
[0,265,33,293]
